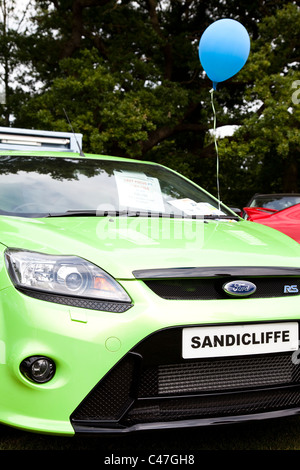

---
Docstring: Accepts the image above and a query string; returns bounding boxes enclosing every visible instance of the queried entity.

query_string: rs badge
[284,285,299,294]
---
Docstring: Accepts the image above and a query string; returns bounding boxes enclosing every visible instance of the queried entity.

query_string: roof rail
[0,127,82,153]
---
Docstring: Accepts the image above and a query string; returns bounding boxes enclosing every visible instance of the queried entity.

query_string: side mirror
[229,207,243,217]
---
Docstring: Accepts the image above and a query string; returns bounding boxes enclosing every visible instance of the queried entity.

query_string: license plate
[182,322,299,359]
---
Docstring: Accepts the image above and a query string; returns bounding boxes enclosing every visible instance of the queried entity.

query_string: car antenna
[63,108,85,157]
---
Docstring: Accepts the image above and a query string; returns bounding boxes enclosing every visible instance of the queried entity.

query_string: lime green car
[1,127,300,435]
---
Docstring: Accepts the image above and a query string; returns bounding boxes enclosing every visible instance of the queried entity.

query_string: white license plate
[182,323,299,359]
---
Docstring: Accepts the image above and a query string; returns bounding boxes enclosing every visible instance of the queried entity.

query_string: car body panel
[2,266,300,434]
[1,215,300,279]
[243,204,300,244]
[1,148,300,434]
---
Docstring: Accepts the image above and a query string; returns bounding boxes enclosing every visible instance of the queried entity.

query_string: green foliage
[15,48,190,158]
[218,3,300,204]
[2,1,300,206]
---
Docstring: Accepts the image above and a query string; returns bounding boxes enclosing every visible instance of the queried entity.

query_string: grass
[2,415,300,451]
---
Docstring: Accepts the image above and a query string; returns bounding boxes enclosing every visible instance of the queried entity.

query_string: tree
[0,0,34,125]
[219,2,300,204]
[8,0,299,206]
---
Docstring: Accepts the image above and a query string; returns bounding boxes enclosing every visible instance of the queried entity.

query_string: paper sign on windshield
[168,198,225,216]
[114,171,165,212]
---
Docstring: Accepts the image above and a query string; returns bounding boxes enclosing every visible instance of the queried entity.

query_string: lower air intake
[71,326,300,432]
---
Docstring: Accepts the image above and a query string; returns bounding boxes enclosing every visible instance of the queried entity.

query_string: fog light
[20,356,56,383]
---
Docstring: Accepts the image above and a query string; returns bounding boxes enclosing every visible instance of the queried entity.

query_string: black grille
[71,354,138,423]
[143,277,300,300]
[17,287,132,313]
[125,389,300,425]
[71,326,300,432]
[138,354,300,396]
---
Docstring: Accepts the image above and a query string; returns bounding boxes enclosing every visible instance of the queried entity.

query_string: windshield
[0,155,234,219]
[249,195,300,211]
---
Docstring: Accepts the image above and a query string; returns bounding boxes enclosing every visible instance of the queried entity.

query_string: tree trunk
[282,153,299,192]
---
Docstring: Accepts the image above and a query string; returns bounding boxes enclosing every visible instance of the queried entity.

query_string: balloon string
[209,88,220,210]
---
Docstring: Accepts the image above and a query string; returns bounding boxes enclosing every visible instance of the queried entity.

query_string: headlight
[5,249,131,303]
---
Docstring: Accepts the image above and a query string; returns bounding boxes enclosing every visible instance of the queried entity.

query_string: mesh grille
[71,326,300,431]
[71,355,138,423]
[138,353,299,397]
[18,287,132,312]
[125,388,300,425]
[143,278,300,300]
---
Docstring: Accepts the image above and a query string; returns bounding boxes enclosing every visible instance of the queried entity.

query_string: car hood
[0,215,300,279]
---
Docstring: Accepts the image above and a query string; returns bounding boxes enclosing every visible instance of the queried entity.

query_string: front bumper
[1,279,300,435]
[71,326,300,434]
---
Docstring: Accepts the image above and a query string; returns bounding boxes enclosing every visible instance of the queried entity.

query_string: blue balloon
[199,19,250,89]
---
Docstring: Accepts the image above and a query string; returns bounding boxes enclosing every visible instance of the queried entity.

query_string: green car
[1,127,300,436]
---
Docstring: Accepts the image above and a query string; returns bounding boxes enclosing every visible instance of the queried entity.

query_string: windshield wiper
[46,210,98,217]
[45,210,167,218]
[202,214,240,220]
[116,211,240,219]
[45,210,151,218]
[45,210,240,220]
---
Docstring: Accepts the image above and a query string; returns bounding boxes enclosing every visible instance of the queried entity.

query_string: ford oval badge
[222,280,257,297]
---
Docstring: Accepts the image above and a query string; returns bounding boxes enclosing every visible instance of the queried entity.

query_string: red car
[243,193,300,243]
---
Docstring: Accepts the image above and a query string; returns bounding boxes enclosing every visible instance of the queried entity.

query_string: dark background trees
[0,0,299,207]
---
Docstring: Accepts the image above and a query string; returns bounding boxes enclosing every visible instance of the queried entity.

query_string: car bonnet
[0,215,299,279]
